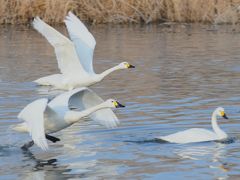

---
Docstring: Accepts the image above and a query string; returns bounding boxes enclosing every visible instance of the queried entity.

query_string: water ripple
[1,24,240,179]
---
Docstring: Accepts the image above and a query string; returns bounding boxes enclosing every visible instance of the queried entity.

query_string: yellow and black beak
[113,101,125,108]
[128,64,135,68]
[222,113,228,119]
[126,63,135,68]
[221,111,228,119]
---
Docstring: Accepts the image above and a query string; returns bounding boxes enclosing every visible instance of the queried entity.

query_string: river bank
[1,0,240,25]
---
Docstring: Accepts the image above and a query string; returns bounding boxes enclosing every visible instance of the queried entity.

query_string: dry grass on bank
[1,0,240,24]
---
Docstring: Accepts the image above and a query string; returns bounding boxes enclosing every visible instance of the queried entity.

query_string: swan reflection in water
[125,136,236,179]
[173,141,236,179]
[20,148,77,180]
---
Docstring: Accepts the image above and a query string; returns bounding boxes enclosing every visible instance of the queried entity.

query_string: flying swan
[33,12,135,90]
[13,87,125,150]
[157,107,228,144]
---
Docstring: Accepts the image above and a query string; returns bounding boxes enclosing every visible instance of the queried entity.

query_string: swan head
[215,107,228,119]
[119,62,135,69]
[105,99,125,108]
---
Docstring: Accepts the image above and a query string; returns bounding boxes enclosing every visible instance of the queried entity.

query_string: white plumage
[65,12,96,74]
[158,107,228,144]
[33,16,87,77]
[33,12,135,90]
[13,88,124,150]
[17,98,49,150]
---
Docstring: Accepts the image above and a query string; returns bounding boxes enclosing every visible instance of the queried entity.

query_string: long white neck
[65,102,109,124]
[211,111,227,139]
[99,65,121,80]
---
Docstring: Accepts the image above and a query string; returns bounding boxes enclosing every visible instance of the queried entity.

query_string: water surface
[0,24,240,179]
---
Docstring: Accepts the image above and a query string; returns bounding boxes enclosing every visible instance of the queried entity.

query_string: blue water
[0,24,240,179]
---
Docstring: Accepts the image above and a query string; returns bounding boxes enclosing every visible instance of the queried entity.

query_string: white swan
[33,12,135,90]
[13,87,125,150]
[158,107,228,144]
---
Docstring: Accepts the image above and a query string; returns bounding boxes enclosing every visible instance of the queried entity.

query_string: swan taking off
[33,12,135,90]
[13,88,125,150]
[158,107,228,144]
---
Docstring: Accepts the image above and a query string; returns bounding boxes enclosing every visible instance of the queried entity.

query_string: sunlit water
[0,24,240,179]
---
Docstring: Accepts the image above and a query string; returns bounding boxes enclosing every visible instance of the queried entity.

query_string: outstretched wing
[64,12,96,74]
[33,17,88,77]
[48,87,119,128]
[68,88,120,128]
[48,87,88,109]
[18,98,49,151]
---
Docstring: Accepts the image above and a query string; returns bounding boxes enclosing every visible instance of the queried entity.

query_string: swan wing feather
[64,12,96,74]
[48,87,87,108]
[18,98,49,150]
[48,87,119,128]
[33,17,88,77]
[68,88,119,128]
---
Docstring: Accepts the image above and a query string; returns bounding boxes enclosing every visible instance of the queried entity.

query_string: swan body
[13,87,124,150]
[33,12,135,90]
[158,107,228,144]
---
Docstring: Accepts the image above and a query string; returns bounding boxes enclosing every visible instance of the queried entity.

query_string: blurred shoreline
[1,0,240,25]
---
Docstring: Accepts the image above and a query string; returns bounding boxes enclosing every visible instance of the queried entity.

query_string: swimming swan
[13,87,125,150]
[33,12,135,90]
[158,107,228,144]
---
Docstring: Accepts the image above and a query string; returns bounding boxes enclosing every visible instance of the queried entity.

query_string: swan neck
[211,111,227,139]
[99,65,120,80]
[66,102,108,124]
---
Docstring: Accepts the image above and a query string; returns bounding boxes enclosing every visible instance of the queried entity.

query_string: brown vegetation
[1,0,240,24]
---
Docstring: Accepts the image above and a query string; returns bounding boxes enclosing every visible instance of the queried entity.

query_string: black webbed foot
[21,140,34,150]
[45,134,60,143]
